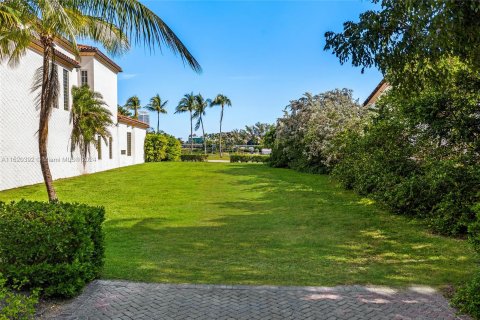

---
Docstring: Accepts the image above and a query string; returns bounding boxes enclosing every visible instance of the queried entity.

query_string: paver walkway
[41,280,467,320]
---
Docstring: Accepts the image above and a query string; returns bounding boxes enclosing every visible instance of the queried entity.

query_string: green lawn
[0,162,476,287]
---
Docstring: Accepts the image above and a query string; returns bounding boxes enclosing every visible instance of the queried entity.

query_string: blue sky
[114,0,382,139]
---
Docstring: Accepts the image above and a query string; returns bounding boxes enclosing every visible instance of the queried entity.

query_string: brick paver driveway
[41,280,467,320]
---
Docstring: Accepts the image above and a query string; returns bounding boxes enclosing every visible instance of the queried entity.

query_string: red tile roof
[78,45,123,73]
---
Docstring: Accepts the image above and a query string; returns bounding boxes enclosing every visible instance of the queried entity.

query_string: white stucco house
[0,39,148,191]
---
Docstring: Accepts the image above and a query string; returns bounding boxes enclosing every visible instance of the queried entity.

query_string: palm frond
[74,0,201,72]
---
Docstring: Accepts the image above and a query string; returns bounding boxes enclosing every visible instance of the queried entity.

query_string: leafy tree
[324,0,480,91]
[263,126,276,149]
[211,94,232,157]
[124,96,142,119]
[324,1,480,71]
[117,105,131,117]
[244,122,275,145]
[271,89,365,173]
[0,0,201,201]
[175,93,196,152]
[70,85,113,168]
[146,94,168,133]
[193,94,211,155]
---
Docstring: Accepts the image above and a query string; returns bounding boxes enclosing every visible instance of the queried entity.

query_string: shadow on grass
[103,164,475,288]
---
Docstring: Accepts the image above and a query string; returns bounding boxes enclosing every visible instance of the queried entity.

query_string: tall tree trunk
[219,105,224,157]
[201,118,206,155]
[157,111,160,133]
[190,110,193,152]
[39,37,58,202]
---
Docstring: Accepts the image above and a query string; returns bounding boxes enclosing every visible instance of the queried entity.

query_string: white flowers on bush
[273,89,368,171]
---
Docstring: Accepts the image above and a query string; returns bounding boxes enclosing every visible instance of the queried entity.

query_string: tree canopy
[324,0,480,88]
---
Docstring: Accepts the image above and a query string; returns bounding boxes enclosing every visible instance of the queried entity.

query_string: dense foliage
[323,1,480,316]
[144,133,181,162]
[0,275,38,320]
[324,0,480,84]
[270,89,366,173]
[0,200,105,297]
[452,271,480,320]
[230,154,270,163]
[180,154,208,162]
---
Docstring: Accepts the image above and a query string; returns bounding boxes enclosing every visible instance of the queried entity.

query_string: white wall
[0,46,146,191]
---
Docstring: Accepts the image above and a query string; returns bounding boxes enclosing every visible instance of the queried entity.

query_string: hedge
[145,133,181,162]
[0,200,105,297]
[230,154,270,163]
[180,154,208,162]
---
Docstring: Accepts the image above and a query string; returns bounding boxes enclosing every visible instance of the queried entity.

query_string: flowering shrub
[270,89,367,173]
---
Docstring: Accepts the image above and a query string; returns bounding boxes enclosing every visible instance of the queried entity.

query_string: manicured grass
[0,163,476,287]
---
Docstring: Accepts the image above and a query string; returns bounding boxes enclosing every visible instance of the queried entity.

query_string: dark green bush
[0,200,105,297]
[452,271,480,319]
[230,154,270,163]
[469,203,480,255]
[144,133,181,162]
[180,154,208,162]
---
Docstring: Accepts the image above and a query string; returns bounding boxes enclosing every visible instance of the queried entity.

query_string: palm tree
[146,94,168,133]
[193,94,211,155]
[210,94,232,157]
[70,85,113,168]
[117,105,131,116]
[1,0,201,202]
[175,93,196,152]
[124,96,142,119]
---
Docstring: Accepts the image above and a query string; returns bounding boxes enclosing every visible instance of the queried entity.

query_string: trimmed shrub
[452,271,480,319]
[144,133,167,162]
[165,135,181,161]
[0,274,38,320]
[230,154,270,163]
[0,200,105,297]
[144,133,181,162]
[180,154,208,162]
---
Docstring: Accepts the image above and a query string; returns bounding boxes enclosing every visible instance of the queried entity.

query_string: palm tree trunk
[39,37,58,202]
[219,105,224,157]
[190,110,193,152]
[201,118,206,155]
[157,111,160,133]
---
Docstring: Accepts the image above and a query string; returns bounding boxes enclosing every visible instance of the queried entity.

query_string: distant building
[138,110,150,126]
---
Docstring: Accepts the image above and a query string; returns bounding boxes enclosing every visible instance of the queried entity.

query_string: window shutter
[63,69,69,110]
[127,132,132,156]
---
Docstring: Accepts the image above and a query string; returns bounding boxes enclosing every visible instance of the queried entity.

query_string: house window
[63,69,69,110]
[127,132,132,156]
[109,137,113,159]
[97,137,102,160]
[81,70,88,86]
